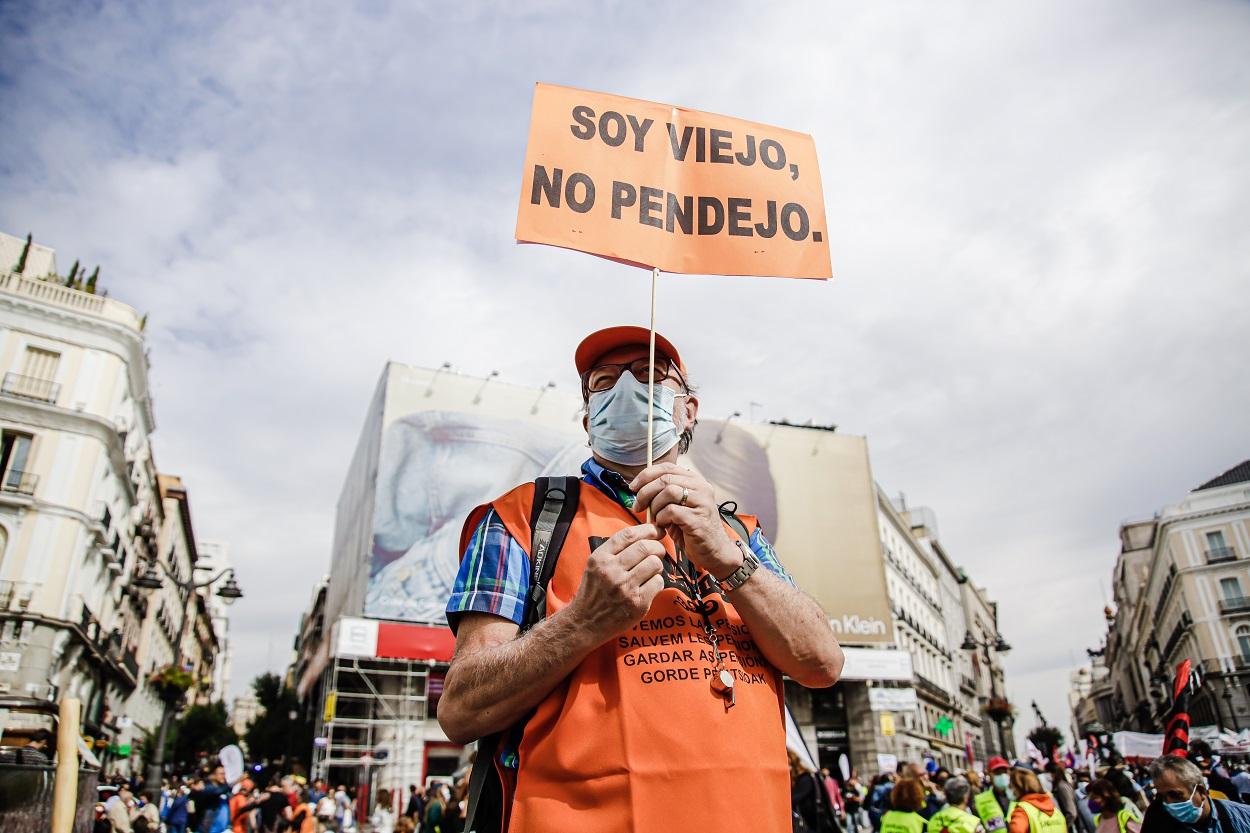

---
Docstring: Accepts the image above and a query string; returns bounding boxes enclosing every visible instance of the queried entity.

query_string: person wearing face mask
[1007,765,1068,833]
[439,325,845,833]
[1140,755,1250,833]
[1085,778,1142,833]
[974,757,1015,833]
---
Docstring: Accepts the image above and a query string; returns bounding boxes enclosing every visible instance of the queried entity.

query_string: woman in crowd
[881,778,929,833]
[1085,778,1142,833]
[1007,767,1068,833]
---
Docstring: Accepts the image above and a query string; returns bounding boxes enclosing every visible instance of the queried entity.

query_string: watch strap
[717,539,760,594]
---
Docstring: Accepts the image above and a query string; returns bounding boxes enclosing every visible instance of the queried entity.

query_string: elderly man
[929,777,986,833]
[439,326,844,833]
[1141,755,1250,833]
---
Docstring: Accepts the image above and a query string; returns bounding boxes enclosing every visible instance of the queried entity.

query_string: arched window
[1235,625,1250,662]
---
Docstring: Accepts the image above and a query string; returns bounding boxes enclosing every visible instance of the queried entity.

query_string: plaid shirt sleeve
[445,509,531,633]
[749,526,795,586]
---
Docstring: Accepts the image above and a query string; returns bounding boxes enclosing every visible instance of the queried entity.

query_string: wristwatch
[717,539,760,594]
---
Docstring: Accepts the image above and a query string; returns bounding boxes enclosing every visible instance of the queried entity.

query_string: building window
[1220,577,1242,602]
[2,346,61,403]
[0,431,35,494]
[1206,531,1234,562]
[1236,626,1250,662]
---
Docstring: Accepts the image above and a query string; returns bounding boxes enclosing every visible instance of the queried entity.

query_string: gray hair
[1149,755,1204,790]
[943,776,971,807]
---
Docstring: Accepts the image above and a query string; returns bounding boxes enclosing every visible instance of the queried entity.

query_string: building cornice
[0,394,136,505]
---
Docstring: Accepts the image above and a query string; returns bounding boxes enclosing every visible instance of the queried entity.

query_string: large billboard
[327,361,895,645]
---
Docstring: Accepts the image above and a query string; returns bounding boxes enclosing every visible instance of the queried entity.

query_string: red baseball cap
[987,756,1010,772]
[574,326,686,376]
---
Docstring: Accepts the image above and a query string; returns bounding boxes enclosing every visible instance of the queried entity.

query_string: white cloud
[2,0,1248,748]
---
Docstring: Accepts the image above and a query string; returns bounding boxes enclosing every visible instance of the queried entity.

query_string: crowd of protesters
[90,762,474,833]
[788,742,1250,833]
[89,742,1250,833]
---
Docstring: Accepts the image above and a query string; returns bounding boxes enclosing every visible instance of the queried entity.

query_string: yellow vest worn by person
[928,805,984,833]
[1096,807,1135,833]
[1017,800,1068,833]
[458,482,787,833]
[882,810,928,833]
[974,790,1008,832]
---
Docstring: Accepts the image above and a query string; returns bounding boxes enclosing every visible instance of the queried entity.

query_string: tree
[14,233,31,273]
[1028,725,1065,762]
[244,673,314,771]
[86,266,99,294]
[170,701,237,771]
[65,260,79,288]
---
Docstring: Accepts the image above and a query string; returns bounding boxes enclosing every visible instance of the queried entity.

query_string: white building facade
[0,231,222,773]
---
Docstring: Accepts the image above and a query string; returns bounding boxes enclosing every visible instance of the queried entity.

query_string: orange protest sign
[515,83,832,280]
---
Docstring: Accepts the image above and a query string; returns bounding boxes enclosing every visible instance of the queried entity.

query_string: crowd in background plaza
[788,740,1250,833]
[90,761,472,833]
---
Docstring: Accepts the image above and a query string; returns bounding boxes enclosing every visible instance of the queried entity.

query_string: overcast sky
[3,0,1248,751]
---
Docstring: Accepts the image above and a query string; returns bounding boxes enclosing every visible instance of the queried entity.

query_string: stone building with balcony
[1099,460,1250,735]
[0,231,222,772]
[873,494,1014,769]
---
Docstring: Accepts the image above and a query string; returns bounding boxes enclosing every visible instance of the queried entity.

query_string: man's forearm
[725,566,843,687]
[439,605,602,743]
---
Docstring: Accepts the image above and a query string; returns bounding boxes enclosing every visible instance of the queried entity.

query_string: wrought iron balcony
[1206,546,1237,564]
[1,470,38,496]
[914,673,954,705]
[1,372,60,404]
[1219,595,1250,614]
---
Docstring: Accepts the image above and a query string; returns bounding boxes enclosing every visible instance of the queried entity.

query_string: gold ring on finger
[679,487,690,506]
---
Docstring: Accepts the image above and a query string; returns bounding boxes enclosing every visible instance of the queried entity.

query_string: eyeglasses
[581,356,687,394]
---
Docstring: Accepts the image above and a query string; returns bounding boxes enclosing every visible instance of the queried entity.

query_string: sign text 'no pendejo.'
[515,83,832,279]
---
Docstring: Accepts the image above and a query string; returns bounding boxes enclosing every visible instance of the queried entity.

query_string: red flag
[1163,660,1201,757]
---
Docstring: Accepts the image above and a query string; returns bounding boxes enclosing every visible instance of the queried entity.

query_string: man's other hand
[568,523,667,643]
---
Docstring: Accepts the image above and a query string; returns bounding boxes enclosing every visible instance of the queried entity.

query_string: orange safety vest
[459,481,789,833]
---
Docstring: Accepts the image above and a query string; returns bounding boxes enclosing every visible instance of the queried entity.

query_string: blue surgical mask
[587,371,687,467]
[992,774,1010,791]
[1163,785,1203,824]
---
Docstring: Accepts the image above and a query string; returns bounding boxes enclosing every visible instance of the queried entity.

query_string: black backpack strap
[463,475,581,833]
[522,476,580,632]
[718,500,751,544]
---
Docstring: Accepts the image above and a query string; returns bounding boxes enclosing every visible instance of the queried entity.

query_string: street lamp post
[1221,680,1240,732]
[961,631,1012,757]
[134,559,243,800]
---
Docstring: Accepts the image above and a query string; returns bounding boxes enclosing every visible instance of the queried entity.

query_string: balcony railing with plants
[985,697,1014,721]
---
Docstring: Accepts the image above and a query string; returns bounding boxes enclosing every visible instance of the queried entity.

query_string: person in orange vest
[228,778,254,833]
[1007,766,1068,833]
[438,326,845,833]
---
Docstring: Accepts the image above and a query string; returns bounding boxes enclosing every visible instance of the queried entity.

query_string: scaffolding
[310,654,456,801]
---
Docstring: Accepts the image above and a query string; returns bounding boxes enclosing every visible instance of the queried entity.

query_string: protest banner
[515,81,834,498]
[516,82,832,279]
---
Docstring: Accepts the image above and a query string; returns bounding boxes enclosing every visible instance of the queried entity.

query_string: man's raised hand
[567,523,667,643]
